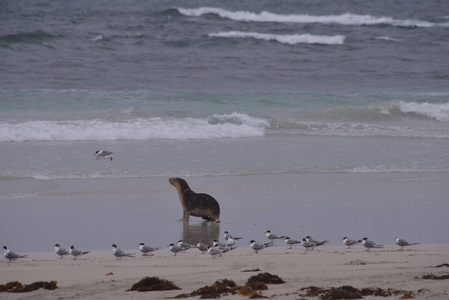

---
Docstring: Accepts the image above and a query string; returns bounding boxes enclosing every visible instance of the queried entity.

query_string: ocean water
[1,0,449,252]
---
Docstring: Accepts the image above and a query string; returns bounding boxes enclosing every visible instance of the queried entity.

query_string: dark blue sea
[1,0,449,252]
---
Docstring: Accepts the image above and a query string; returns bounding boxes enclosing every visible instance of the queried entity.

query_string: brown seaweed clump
[0,281,57,293]
[127,276,181,292]
[321,286,362,300]
[175,273,285,299]
[299,286,414,299]
[175,279,238,299]
[360,287,409,297]
[246,272,286,286]
[299,286,322,297]
[422,274,449,280]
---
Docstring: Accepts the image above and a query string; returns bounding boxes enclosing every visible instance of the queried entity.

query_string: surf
[209,31,345,45]
[0,113,269,142]
[177,7,443,28]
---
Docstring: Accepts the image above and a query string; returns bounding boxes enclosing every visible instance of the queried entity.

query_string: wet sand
[1,174,448,253]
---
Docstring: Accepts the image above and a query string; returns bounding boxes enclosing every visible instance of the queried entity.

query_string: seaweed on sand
[0,281,57,293]
[246,272,285,286]
[127,276,180,292]
[299,286,414,299]
[321,286,362,300]
[422,273,449,280]
[175,273,285,299]
[175,279,238,299]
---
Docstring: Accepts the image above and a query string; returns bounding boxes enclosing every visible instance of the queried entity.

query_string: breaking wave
[0,113,269,142]
[209,31,345,45]
[177,7,444,27]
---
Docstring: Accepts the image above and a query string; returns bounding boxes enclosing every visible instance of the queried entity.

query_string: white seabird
[137,243,161,255]
[3,246,28,262]
[112,244,135,259]
[264,230,284,241]
[301,238,316,251]
[207,245,235,259]
[395,237,419,251]
[197,242,209,254]
[225,236,237,247]
[284,237,301,249]
[69,245,91,260]
[305,236,329,246]
[93,150,114,161]
[177,240,195,251]
[224,231,242,241]
[249,240,273,254]
[361,237,384,251]
[54,244,70,258]
[341,237,361,249]
[168,243,184,256]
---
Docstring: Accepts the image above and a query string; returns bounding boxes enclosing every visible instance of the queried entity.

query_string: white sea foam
[209,31,345,45]
[0,112,269,142]
[91,35,104,41]
[396,101,449,122]
[376,36,402,42]
[178,7,441,27]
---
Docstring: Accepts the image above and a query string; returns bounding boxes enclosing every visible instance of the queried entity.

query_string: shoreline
[1,244,449,299]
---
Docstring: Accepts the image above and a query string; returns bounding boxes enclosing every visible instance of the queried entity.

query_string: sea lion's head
[169,177,190,192]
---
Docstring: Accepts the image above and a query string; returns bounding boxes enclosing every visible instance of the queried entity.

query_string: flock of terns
[3,231,419,262]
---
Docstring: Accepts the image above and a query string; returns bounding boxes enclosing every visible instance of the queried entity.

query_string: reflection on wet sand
[182,221,220,246]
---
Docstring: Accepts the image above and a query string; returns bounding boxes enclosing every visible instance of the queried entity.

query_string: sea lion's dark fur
[169,177,220,222]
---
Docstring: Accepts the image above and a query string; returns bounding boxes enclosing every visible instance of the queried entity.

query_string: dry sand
[1,244,448,300]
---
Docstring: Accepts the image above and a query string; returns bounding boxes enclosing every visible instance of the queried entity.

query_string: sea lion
[169,177,220,222]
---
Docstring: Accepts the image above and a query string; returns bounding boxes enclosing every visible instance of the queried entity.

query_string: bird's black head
[55,244,60,247]
[70,245,75,249]
[112,244,117,248]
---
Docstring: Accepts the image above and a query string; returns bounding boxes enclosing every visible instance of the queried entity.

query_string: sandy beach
[1,244,449,300]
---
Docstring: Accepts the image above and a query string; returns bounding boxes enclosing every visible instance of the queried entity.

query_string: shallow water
[1,174,448,253]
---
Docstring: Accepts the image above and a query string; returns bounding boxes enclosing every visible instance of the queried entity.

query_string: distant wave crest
[320,101,449,122]
[0,113,269,142]
[178,7,442,27]
[209,31,345,45]
[270,101,449,139]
